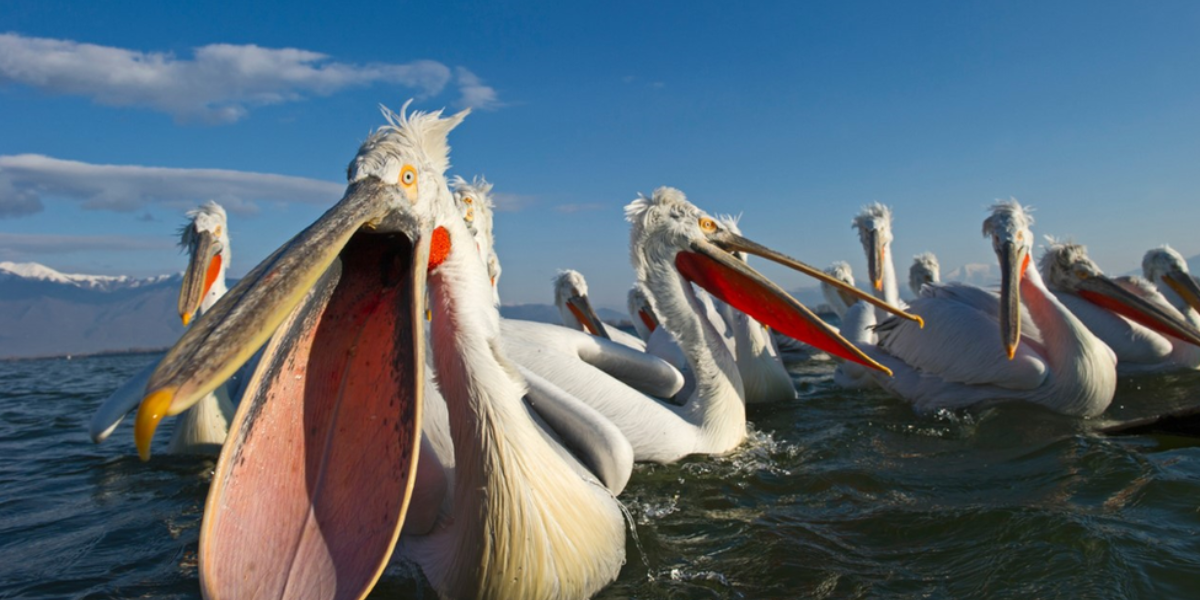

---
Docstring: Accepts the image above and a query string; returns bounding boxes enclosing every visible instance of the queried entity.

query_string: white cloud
[454,67,501,111]
[554,203,606,214]
[490,191,536,212]
[0,33,501,123]
[0,154,344,218]
[0,232,175,259]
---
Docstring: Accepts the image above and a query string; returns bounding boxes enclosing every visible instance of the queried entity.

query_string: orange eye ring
[699,217,718,233]
[400,165,417,188]
[462,196,474,205]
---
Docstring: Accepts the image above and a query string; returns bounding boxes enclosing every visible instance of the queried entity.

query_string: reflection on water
[2,353,1200,599]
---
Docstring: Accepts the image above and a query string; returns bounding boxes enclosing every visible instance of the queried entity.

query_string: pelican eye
[463,196,474,205]
[400,165,417,187]
[699,217,718,234]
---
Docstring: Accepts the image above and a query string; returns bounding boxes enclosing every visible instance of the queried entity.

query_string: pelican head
[982,199,1034,359]
[554,269,610,338]
[134,101,469,600]
[626,284,659,340]
[177,201,230,326]
[1143,245,1200,317]
[908,252,939,297]
[626,187,918,374]
[821,261,859,318]
[1040,239,1200,347]
[852,202,894,292]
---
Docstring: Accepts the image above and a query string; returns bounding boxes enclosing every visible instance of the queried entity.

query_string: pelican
[832,203,908,390]
[502,187,916,463]
[1141,245,1200,336]
[820,261,860,319]
[627,285,659,341]
[132,103,630,600]
[909,252,940,298]
[857,200,1121,417]
[1040,239,1200,374]
[450,175,501,304]
[553,269,646,350]
[88,201,237,455]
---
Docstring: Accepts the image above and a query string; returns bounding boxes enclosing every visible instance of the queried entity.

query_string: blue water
[3,352,1200,599]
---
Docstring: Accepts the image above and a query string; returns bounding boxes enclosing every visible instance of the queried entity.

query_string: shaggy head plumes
[1038,237,1103,292]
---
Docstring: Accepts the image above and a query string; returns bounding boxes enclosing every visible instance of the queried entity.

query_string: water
[3,353,1200,599]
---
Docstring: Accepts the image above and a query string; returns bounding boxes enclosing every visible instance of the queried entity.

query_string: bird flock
[87,102,1200,600]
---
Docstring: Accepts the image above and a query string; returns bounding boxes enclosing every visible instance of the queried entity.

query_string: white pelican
[450,175,501,304]
[131,103,631,600]
[859,200,1121,417]
[1141,245,1200,336]
[88,201,237,455]
[1039,241,1200,374]
[553,269,646,350]
[909,251,940,298]
[833,203,908,390]
[502,187,915,463]
[627,285,659,341]
[820,261,860,319]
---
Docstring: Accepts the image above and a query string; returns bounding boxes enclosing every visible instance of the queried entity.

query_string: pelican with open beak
[132,104,469,600]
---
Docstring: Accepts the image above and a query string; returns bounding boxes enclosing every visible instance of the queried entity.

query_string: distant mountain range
[0,262,624,359]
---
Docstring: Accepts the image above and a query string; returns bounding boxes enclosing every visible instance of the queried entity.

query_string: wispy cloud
[0,33,501,123]
[491,191,536,212]
[554,203,607,214]
[0,154,344,219]
[0,232,175,260]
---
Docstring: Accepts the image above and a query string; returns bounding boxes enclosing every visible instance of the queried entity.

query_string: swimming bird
[553,269,646,350]
[88,201,237,455]
[909,252,940,298]
[132,103,631,600]
[1141,245,1200,333]
[502,187,915,462]
[820,261,860,319]
[1040,242,1200,374]
[627,285,660,341]
[859,200,1120,417]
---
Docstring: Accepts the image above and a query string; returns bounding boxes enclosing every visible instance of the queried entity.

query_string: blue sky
[2,1,1199,308]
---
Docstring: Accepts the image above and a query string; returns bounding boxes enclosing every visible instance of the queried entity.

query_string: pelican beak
[709,230,924,328]
[178,231,222,326]
[567,294,611,339]
[676,237,893,375]
[836,288,861,311]
[1160,269,1200,317]
[1078,274,1200,348]
[866,229,885,292]
[997,240,1027,360]
[135,177,411,459]
[638,308,660,333]
[154,176,429,600]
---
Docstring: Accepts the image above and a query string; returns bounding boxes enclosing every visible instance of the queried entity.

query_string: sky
[2,1,1199,309]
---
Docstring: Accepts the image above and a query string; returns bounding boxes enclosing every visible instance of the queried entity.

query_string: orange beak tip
[874,280,883,291]
[915,315,925,329]
[181,313,192,327]
[135,388,176,461]
[1006,346,1017,361]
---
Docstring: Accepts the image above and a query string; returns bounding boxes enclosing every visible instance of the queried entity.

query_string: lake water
[3,351,1200,599]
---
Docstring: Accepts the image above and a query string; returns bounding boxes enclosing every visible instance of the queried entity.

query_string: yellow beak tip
[181,313,192,327]
[135,388,176,461]
[874,281,883,291]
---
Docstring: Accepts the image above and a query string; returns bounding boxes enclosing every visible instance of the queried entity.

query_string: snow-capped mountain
[0,262,186,359]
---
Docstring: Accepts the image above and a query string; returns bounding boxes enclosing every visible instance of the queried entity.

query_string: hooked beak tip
[181,312,192,327]
[1006,344,1017,361]
[135,388,175,461]
[873,280,883,292]
[914,315,925,329]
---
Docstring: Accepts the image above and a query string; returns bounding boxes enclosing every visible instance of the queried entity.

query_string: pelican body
[130,103,632,600]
